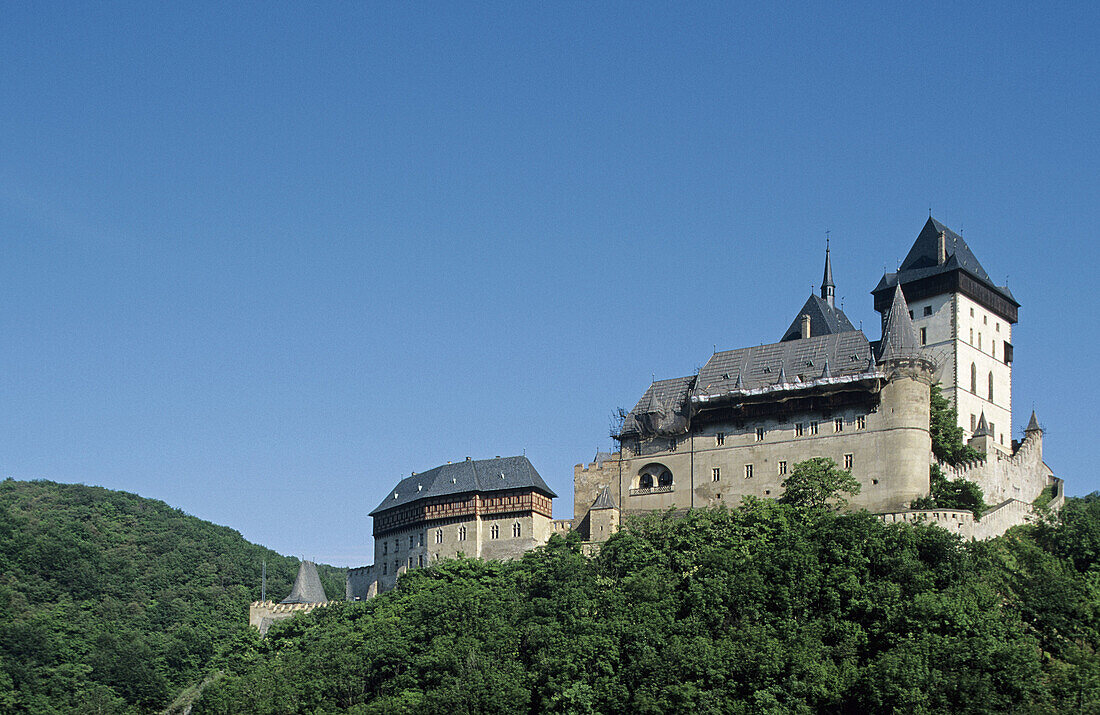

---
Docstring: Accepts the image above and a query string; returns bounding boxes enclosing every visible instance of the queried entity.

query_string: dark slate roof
[281,561,328,604]
[619,375,696,436]
[873,218,1017,305]
[370,455,556,515]
[1025,410,1042,432]
[879,284,920,362]
[822,246,835,290]
[695,331,876,398]
[780,294,857,342]
[590,485,618,511]
[974,412,991,437]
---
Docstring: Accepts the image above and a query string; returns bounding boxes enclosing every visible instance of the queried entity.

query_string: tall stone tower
[872,218,1018,450]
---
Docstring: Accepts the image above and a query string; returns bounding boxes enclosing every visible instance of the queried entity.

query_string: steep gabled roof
[618,375,696,437]
[902,217,993,282]
[281,561,328,604]
[873,217,1018,310]
[779,294,857,342]
[695,331,875,398]
[370,456,556,515]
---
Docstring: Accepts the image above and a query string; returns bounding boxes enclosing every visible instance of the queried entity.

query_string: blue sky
[2,3,1097,566]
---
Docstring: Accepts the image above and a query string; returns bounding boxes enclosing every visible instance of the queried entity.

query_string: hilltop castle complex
[340,218,1063,602]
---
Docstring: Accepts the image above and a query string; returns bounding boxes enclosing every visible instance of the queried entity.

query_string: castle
[343,218,1063,601]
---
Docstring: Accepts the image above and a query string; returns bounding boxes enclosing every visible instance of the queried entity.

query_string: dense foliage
[0,479,344,713]
[195,496,1100,714]
[930,382,983,466]
[912,463,989,519]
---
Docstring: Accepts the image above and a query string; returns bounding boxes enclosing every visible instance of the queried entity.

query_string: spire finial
[821,234,835,308]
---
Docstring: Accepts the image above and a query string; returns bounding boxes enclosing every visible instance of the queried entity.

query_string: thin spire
[821,233,835,308]
[776,362,787,384]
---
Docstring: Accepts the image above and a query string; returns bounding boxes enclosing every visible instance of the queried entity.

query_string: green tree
[930,383,983,465]
[778,457,862,510]
[911,464,988,519]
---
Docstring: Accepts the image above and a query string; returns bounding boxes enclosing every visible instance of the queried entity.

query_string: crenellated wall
[249,600,331,635]
[938,428,1053,507]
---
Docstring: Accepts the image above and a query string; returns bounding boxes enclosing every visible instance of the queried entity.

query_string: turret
[968,411,996,455]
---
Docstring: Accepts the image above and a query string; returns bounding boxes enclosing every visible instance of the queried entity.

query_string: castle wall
[249,600,330,635]
[576,373,932,519]
[940,428,1052,506]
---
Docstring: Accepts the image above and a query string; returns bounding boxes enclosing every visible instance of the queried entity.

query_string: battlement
[249,599,332,634]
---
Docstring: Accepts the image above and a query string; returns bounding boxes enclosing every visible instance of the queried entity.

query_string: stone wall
[573,370,932,519]
[939,427,1052,506]
[249,600,331,635]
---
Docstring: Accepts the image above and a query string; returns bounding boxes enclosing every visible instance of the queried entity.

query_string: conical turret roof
[879,284,920,362]
[974,412,991,437]
[281,561,328,604]
[1025,410,1042,433]
[590,485,618,511]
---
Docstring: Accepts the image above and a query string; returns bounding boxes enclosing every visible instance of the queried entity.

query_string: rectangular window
[418,555,423,567]
[409,557,414,569]
[513,523,521,538]
[978,333,982,350]
[919,327,927,345]
[983,315,988,325]
[989,422,995,438]
[669,438,677,452]
[970,307,975,317]
[744,464,754,479]
[756,427,765,441]
[712,467,720,482]
[435,529,443,544]
[857,416,866,429]
[409,535,415,549]
[971,414,977,432]
[795,423,804,437]
[383,542,388,556]
[716,432,725,446]
[810,421,819,435]
[835,418,844,432]
[923,306,932,316]
[970,328,974,344]
[844,454,853,470]
[778,460,787,476]
[383,562,387,575]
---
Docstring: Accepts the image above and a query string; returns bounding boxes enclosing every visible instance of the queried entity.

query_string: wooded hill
[2,478,1099,713]
[0,479,343,713]
[193,496,1100,714]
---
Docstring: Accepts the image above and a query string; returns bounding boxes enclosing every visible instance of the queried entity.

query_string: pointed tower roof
[879,284,920,362]
[779,294,856,341]
[872,217,1018,323]
[821,240,835,307]
[281,561,328,604]
[776,362,787,384]
[820,356,831,379]
[1025,410,1042,433]
[974,411,991,437]
[590,485,618,511]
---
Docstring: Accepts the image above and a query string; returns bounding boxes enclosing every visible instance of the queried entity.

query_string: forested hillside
[196,496,1100,714]
[0,479,343,713]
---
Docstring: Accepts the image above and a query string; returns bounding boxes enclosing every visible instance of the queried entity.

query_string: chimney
[800,314,811,339]
[937,231,947,265]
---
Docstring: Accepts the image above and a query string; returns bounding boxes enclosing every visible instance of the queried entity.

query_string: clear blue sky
[2,3,1097,566]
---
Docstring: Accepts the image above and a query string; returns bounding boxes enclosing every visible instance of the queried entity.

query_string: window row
[382,532,425,555]
[716,416,866,445]
[382,554,425,576]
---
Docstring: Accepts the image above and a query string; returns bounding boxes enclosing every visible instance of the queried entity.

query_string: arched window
[458,525,467,541]
[970,363,977,392]
[435,529,443,544]
[513,522,521,538]
[988,371,994,401]
[637,463,673,490]
[490,524,499,539]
